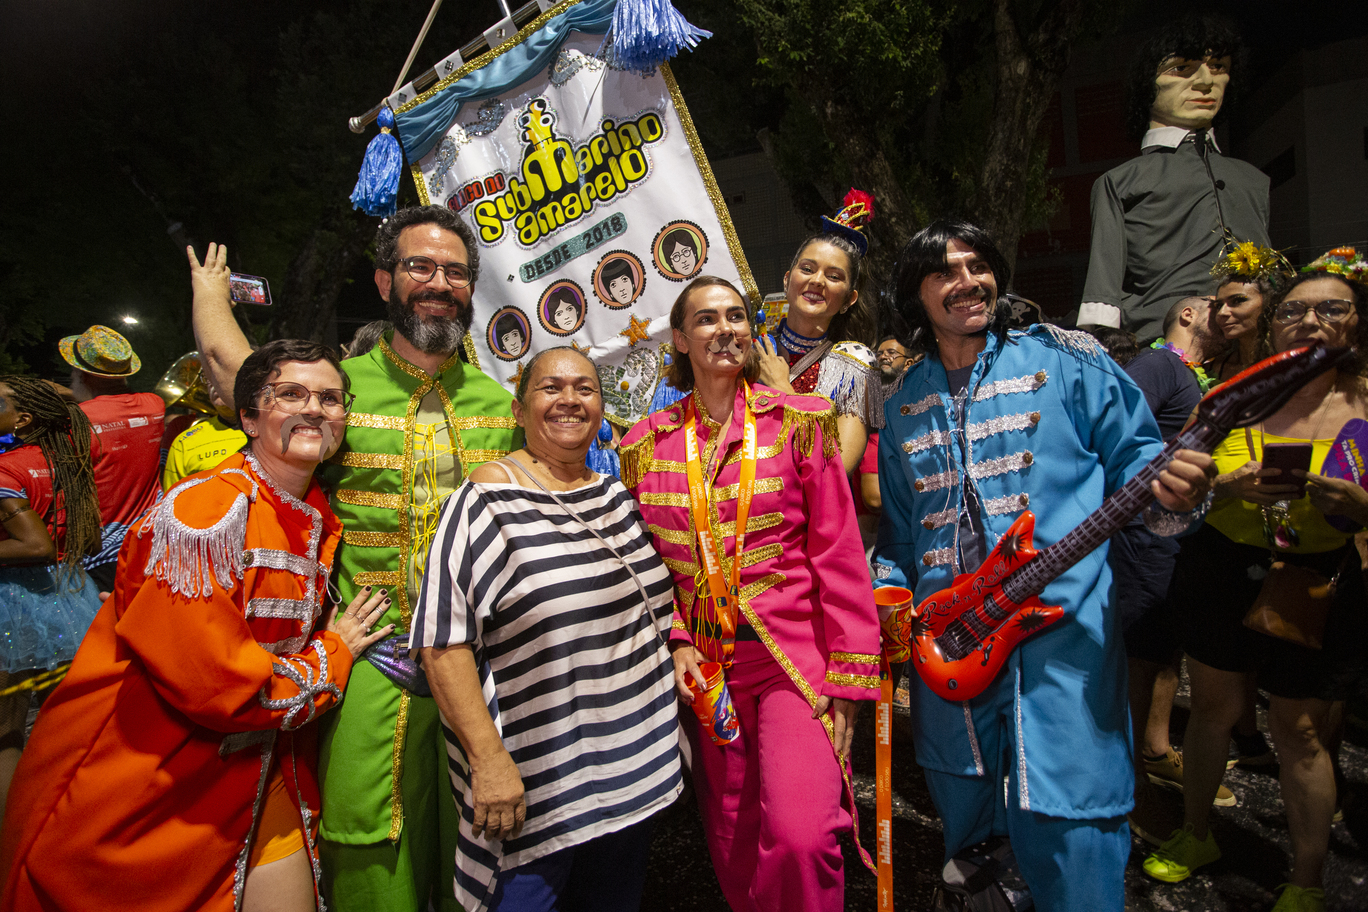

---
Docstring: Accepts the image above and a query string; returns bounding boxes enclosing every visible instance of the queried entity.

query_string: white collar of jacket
[1141,125,1222,154]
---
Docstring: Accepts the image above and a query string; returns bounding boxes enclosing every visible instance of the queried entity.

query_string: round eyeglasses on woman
[400,256,474,288]
[1273,299,1355,324]
[258,382,356,416]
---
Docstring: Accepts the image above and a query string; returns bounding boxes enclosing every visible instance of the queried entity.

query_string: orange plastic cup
[874,586,915,663]
[687,661,740,745]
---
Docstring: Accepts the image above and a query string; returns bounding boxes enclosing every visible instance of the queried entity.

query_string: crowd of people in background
[0,14,1365,912]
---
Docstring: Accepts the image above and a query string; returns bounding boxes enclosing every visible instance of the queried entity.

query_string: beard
[1184,319,1218,361]
[880,364,901,382]
[388,289,471,355]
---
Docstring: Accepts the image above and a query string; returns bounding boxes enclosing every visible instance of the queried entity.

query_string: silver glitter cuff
[259,640,342,731]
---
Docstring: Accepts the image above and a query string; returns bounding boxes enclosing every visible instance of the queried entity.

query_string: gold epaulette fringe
[787,405,840,461]
[618,432,655,491]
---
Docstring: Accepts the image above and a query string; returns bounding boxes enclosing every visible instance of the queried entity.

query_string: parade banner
[395,1,758,427]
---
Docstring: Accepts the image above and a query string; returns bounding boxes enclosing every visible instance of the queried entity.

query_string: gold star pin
[620,315,652,346]
[570,339,591,354]
[508,361,526,390]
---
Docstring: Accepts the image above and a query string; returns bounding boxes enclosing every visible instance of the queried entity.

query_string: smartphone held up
[229,273,271,306]
[1259,442,1314,496]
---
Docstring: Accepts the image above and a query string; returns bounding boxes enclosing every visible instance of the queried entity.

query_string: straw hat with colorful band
[1301,246,1368,282]
[819,188,876,256]
[59,325,142,377]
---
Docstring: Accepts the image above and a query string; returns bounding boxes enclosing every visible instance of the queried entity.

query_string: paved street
[641,680,1368,911]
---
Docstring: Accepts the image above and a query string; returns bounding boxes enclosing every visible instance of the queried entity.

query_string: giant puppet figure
[1079,17,1270,343]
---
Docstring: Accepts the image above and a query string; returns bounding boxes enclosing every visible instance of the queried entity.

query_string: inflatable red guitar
[891,345,1352,701]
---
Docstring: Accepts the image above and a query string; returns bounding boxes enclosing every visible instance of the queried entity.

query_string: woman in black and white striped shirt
[411,347,681,912]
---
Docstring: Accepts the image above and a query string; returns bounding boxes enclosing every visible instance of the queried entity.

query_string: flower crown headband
[1301,247,1368,282]
[1210,240,1291,284]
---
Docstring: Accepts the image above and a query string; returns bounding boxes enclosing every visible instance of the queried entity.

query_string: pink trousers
[690,640,847,912]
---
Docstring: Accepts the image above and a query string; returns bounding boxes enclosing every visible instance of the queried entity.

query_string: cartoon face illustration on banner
[593,252,645,309]
[538,280,587,336]
[653,222,708,281]
[487,306,531,361]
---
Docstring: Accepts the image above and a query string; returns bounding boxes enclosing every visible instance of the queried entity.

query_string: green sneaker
[1270,883,1325,912]
[1142,824,1221,883]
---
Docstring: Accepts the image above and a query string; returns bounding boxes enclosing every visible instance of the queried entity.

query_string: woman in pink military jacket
[620,276,880,912]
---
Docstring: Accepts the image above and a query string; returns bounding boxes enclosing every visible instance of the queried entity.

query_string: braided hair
[0,377,101,582]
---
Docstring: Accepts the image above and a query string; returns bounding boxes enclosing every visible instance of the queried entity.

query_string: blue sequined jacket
[874,324,1163,818]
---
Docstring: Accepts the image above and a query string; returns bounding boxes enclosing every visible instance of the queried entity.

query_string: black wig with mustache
[890,219,1012,356]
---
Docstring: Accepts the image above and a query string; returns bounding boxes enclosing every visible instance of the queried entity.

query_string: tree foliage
[677,0,1128,286]
[0,0,478,379]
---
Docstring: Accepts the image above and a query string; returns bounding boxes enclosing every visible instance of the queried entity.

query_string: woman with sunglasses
[1144,250,1368,912]
[1,340,394,912]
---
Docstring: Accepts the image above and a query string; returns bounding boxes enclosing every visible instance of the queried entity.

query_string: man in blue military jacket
[875,220,1215,911]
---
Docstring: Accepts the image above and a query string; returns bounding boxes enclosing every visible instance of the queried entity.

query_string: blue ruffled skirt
[0,564,103,672]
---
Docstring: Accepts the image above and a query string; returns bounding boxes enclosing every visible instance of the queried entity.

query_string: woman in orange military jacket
[0,340,392,912]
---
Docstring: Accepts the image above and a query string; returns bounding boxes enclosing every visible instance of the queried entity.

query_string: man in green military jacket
[188,206,519,912]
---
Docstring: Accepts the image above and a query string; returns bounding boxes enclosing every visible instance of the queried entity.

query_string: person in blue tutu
[0,376,104,810]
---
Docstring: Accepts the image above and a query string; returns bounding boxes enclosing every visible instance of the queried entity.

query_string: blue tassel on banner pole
[610,0,712,72]
[350,107,403,217]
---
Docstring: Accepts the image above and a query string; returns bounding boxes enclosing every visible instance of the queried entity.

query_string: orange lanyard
[684,385,757,666]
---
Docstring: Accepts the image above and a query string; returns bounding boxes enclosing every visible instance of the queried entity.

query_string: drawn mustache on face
[279,415,337,457]
[706,333,745,356]
[946,288,988,307]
